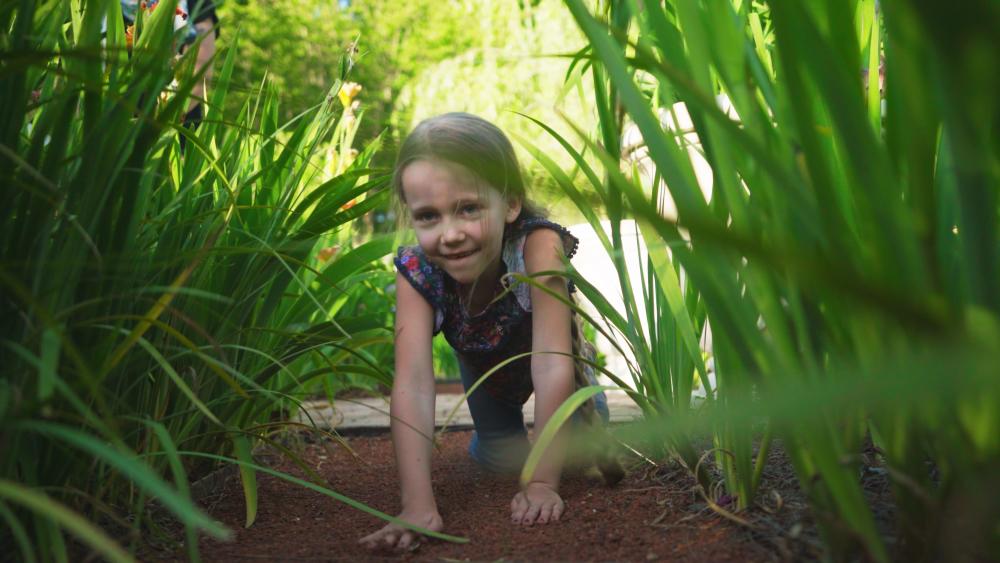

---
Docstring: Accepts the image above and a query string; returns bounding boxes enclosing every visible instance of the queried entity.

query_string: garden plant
[0,0,443,560]
[517,0,999,561]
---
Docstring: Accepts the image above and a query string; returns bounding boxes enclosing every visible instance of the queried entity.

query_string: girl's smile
[400,159,521,294]
[441,249,478,260]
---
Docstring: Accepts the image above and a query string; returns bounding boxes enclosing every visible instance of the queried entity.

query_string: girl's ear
[505,197,522,224]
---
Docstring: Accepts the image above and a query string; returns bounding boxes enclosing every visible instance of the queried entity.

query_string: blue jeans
[459,360,609,474]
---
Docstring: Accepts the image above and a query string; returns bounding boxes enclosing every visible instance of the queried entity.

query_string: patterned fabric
[120,0,218,45]
[394,214,579,407]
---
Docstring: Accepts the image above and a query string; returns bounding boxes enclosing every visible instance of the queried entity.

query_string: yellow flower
[338,82,362,107]
[317,245,341,262]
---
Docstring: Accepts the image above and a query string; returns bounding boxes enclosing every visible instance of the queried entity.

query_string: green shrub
[0,0,418,559]
[533,0,1000,560]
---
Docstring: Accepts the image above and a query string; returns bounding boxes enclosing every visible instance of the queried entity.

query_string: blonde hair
[393,113,544,221]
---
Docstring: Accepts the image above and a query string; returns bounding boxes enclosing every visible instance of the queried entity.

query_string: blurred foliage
[545,0,1000,560]
[218,0,476,146]
[218,0,600,218]
[218,0,354,119]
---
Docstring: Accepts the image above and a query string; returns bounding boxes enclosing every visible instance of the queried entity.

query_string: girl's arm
[360,271,441,549]
[511,228,576,526]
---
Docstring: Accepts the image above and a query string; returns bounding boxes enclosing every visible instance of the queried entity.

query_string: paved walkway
[295,389,644,432]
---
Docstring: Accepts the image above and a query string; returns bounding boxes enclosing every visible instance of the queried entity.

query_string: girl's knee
[468,430,530,474]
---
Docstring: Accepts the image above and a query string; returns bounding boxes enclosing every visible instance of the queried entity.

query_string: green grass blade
[36,327,59,400]
[511,130,612,254]
[103,0,126,66]
[89,314,248,399]
[232,434,259,529]
[436,351,536,434]
[564,0,709,226]
[316,234,395,288]
[0,480,134,563]
[102,224,227,376]
[519,385,611,488]
[134,336,223,426]
[146,420,201,563]
[634,219,708,382]
[864,1,881,132]
[13,421,230,539]
[0,500,36,563]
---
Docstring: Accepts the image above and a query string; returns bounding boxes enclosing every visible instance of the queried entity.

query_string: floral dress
[120,0,219,46]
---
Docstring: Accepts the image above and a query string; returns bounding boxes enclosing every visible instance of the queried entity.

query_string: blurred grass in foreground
[522,0,999,560]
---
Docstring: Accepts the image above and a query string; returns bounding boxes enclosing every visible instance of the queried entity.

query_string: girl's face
[400,159,521,288]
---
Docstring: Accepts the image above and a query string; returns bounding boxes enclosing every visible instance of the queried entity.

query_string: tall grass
[536,0,999,560]
[0,0,427,559]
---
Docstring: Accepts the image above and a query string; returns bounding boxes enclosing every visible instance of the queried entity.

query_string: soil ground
[145,427,853,562]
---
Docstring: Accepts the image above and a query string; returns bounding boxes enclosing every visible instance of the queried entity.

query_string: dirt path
[150,430,824,562]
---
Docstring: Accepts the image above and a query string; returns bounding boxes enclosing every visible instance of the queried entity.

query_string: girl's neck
[457,257,505,316]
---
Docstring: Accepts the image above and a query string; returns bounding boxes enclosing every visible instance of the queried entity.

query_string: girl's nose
[441,222,465,244]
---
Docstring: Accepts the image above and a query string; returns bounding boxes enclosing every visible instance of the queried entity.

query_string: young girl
[360,113,617,550]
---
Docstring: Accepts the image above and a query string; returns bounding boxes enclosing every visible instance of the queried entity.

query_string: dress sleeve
[501,218,580,312]
[393,246,445,333]
[528,219,579,259]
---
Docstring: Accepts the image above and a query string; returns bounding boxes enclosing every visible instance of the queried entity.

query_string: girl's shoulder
[394,246,447,328]
[394,245,443,297]
[506,215,580,260]
[502,215,580,311]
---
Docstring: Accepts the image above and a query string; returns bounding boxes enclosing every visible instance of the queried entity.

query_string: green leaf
[146,421,201,563]
[437,352,537,434]
[519,385,612,488]
[316,234,395,288]
[232,434,259,529]
[564,0,709,226]
[0,480,134,563]
[134,336,223,426]
[0,500,36,563]
[104,0,127,67]
[38,327,60,400]
[14,421,230,540]
[633,220,708,382]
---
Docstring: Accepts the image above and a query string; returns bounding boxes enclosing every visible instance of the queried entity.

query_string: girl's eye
[459,204,481,215]
[413,211,437,223]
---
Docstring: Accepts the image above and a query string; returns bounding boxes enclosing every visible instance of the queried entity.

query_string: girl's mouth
[443,249,477,260]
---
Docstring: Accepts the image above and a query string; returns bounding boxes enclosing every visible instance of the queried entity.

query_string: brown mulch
[142,429,844,562]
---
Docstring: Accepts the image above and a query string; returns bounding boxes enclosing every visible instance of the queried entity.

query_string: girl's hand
[511,481,565,526]
[359,509,443,551]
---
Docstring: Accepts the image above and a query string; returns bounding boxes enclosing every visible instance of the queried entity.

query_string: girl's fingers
[360,525,391,547]
[537,503,553,525]
[522,503,542,526]
[511,493,528,524]
[396,531,413,550]
[361,525,426,552]
[551,500,565,522]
